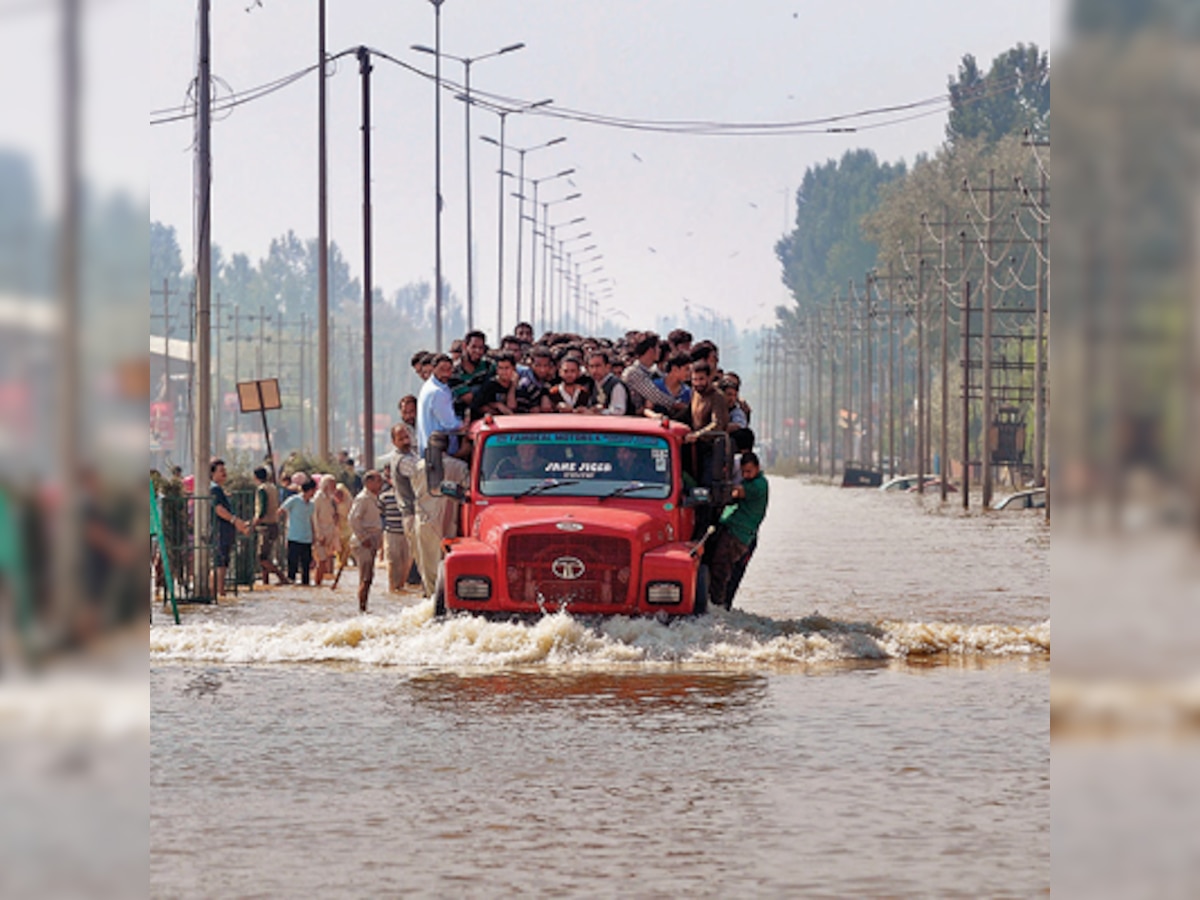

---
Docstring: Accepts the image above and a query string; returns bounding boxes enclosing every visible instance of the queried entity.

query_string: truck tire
[693,563,710,616]
[433,564,446,618]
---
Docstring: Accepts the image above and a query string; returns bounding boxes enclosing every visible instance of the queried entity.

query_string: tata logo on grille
[551,556,586,580]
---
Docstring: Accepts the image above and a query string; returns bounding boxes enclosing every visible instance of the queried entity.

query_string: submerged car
[995,488,1047,510]
[433,414,734,619]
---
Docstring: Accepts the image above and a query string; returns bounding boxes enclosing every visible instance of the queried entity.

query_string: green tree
[775,149,906,312]
[946,43,1050,146]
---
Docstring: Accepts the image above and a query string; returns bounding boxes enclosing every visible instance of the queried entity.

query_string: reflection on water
[400,669,767,725]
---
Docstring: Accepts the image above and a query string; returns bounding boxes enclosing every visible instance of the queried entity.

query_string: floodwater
[150,478,1049,898]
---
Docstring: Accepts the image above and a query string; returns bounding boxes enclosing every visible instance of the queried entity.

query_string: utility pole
[257,305,265,379]
[940,208,950,501]
[916,237,926,492]
[887,261,896,478]
[317,0,330,460]
[815,310,823,474]
[57,0,81,624]
[358,46,376,469]
[829,301,838,479]
[495,110,509,336]
[1034,170,1047,487]
[982,169,996,508]
[961,278,972,510]
[194,0,213,598]
[300,311,307,450]
[842,293,853,466]
[862,278,874,467]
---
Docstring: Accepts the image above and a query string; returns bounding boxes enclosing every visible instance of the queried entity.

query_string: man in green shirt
[708,451,768,610]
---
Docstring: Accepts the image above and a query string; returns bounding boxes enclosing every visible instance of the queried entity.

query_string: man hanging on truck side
[707,451,769,610]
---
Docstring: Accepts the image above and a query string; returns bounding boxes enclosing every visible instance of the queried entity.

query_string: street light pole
[415,41,525,333]
[430,0,445,351]
[317,0,329,459]
[477,97,552,338]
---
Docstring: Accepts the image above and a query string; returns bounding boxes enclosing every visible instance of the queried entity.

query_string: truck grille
[505,534,633,608]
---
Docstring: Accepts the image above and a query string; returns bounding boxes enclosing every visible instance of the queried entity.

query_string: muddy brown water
[151,477,1048,897]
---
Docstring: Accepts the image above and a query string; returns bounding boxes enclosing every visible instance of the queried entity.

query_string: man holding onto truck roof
[707,451,768,610]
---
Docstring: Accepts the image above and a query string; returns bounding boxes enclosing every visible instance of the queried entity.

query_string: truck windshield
[479,432,673,499]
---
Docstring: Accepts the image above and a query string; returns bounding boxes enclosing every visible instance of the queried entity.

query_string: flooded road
[151,478,1048,897]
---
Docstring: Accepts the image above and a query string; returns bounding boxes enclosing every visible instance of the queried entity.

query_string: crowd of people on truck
[179,323,768,613]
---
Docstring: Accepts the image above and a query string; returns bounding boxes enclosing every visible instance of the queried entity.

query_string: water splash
[150,603,1049,669]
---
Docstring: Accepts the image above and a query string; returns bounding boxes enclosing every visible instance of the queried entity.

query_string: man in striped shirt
[622,331,687,418]
[379,477,411,594]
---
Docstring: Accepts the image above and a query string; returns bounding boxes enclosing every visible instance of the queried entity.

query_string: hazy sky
[142,0,1062,337]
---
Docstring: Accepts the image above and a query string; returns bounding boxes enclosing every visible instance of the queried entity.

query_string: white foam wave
[150,602,1050,669]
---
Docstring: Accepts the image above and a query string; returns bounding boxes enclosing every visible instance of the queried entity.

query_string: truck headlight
[455,576,492,600]
[646,581,682,605]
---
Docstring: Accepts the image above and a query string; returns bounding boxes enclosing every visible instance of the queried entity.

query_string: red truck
[433,413,732,618]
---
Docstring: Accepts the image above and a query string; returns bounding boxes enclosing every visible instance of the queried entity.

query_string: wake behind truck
[432,413,734,618]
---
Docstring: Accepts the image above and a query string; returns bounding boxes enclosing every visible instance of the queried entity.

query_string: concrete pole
[1034,171,1047,487]
[317,0,330,459]
[359,46,375,469]
[940,209,949,502]
[887,261,896,478]
[194,0,213,596]
[982,169,995,508]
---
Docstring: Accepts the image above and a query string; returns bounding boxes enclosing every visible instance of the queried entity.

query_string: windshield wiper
[599,481,660,501]
[515,478,576,499]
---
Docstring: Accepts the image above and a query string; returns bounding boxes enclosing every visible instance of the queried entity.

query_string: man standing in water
[209,459,251,598]
[349,470,384,612]
[707,451,768,610]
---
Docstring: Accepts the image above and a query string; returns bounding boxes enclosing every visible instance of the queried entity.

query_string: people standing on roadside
[280,478,317,585]
[707,451,769,609]
[251,466,286,586]
[417,353,464,455]
[348,470,384,612]
[209,459,251,599]
[312,474,339,586]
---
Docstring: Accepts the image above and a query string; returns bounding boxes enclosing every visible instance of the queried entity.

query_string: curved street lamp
[476,97,553,336]
[413,40,524,331]
[537,192,581,332]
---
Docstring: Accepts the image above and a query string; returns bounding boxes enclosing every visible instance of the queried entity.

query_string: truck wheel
[693,564,710,616]
[433,564,446,618]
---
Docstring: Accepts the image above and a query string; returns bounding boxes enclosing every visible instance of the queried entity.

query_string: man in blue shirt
[280,479,317,585]
[417,353,464,455]
[651,352,693,418]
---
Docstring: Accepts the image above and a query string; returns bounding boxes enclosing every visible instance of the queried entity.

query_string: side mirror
[439,480,466,501]
[682,486,711,508]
